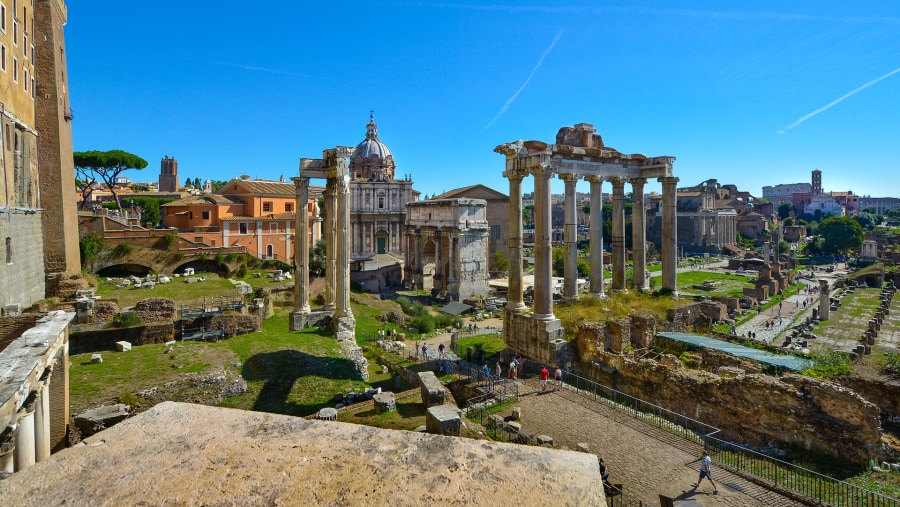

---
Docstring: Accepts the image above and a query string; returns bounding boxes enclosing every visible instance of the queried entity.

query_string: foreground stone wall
[0,402,608,506]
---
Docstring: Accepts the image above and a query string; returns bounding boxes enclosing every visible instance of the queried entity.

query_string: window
[194,237,203,243]
[12,56,16,81]
[239,222,248,234]
[210,240,216,246]
[284,203,293,212]
[188,212,193,219]
[262,201,272,212]
[5,237,11,264]
[22,67,26,91]
[270,223,278,234]
[1,44,6,72]
[378,197,385,209]
[491,225,501,240]
[201,211,210,220]
[0,4,6,33]
[12,20,16,45]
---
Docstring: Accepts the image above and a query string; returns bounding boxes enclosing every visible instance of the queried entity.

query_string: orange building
[161,176,322,261]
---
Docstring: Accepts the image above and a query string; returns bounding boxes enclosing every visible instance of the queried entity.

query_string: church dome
[350,114,395,181]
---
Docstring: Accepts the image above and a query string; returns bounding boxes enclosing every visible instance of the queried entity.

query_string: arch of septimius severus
[496,123,677,364]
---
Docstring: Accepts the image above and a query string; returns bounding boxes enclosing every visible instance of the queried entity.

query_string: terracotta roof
[161,194,242,207]
[433,184,508,200]
[218,179,324,197]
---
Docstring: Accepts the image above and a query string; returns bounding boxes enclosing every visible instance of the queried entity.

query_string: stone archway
[422,240,436,290]
[374,228,389,254]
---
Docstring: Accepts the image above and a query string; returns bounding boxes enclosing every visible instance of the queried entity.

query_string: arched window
[5,236,11,263]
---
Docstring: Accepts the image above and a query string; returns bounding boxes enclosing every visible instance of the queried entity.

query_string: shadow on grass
[241,349,360,416]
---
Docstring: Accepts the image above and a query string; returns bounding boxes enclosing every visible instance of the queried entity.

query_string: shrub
[112,242,133,257]
[882,353,900,376]
[118,391,139,411]
[803,349,852,379]
[235,264,248,279]
[112,311,142,328]
[410,314,435,334]
[79,232,106,266]
[163,233,178,249]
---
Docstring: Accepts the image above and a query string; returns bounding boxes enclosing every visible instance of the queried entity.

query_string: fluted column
[323,179,337,311]
[292,177,311,313]
[660,176,679,293]
[335,173,352,318]
[586,175,605,297]
[631,177,648,291]
[561,173,580,301]
[14,398,35,471]
[610,177,627,292]
[533,164,555,320]
[505,171,527,311]
[35,379,51,462]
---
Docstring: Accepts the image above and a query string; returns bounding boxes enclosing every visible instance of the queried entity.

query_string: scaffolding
[178,295,246,342]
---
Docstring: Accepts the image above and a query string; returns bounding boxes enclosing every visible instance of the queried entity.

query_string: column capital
[529,163,555,178]
[292,176,310,191]
[629,177,648,186]
[584,174,605,184]
[659,176,680,185]
[609,176,626,188]
[503,166,529,180]
[559,172,581,183]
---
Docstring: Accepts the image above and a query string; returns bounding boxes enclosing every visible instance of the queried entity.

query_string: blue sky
[67,1,900,200]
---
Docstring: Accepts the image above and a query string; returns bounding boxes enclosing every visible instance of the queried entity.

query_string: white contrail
[779,66,900,134]
[212,61,314,78]
[486,30,563,128]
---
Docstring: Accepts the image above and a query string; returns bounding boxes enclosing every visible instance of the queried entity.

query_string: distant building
[159,156,179,192]
[859,196,900,215]
[648,179,739,254]
[762,182,811,207]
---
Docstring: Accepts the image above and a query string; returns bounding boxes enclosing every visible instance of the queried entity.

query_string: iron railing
[521,360,899,507]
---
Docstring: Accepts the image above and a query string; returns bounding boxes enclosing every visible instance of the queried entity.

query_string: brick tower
[159,156,179,192]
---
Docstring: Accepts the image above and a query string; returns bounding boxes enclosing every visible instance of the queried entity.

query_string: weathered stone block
[426,405,462,436]
[115,341,132,352]
[74,404,130,436]
[511,407,522,421]
[90,353,102,364]
[373,392,396,413]
[316,408,338,421]
[537,435,554,446]
[488,414,504,429]
[418,372,445,407]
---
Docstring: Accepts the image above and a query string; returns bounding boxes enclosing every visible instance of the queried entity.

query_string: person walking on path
[540,366,550,391]
[692,450,718,494]
[495,361,502,378]
[438,342,445,358]
[421,343,428,360]
[554,365,563,390]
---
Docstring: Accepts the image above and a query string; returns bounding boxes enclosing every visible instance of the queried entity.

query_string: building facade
[161,176,322,261]
[348,115,418,261]
[158,155,178,192]
[433,185,509,273]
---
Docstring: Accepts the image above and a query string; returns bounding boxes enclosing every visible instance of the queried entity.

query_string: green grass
[454,334,506,365]
[95,274,242,308]
[676,271,755,298]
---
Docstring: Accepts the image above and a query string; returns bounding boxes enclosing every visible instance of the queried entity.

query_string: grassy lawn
[810,288,886,353]
[337,391,427,430]
[677,271,755,298]
[455,334,506,365]
[556,292,680,336]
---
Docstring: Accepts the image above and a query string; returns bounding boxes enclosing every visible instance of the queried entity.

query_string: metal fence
[521,360,899,507]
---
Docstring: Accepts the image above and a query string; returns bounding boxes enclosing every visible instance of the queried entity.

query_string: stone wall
[573,346,884,465]
[0,314,44,353]
[135,298,177,323]
[836,375,900,420]
[0,212,46,311]
[70,322,176,354]
[504,311,567,365]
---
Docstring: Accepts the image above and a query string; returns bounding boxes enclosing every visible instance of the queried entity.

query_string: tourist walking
[495,361,502,377]
[415,341,420,359]
[554,365,563,390]
[540,366,550,391]
[691,450,718,494]
[438,342,445,358]
[422,343,428,360]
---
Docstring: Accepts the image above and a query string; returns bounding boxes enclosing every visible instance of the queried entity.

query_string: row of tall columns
[1,373,53,474]
[505,170,679,313]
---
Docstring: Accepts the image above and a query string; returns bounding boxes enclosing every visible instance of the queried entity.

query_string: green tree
[852,212,878,230]
[783,217,795,226]
[185,177,193,188]
[777,202,793,220]
[309,239,326,276]
[194,177,202,189]
[73,150,148,210]
[211,180,228,192]
[491,250,509,273]
[818,216,864,255]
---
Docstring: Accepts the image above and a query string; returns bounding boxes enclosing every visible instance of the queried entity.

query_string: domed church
[348,114,419,291]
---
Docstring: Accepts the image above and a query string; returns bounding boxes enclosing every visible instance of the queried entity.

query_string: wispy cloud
[778,66,900,134]
[486,30,563,128]
[212,61,315,78]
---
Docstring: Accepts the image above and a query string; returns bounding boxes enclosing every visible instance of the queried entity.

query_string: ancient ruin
[496,123,677,364]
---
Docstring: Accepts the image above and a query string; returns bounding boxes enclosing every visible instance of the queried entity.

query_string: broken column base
[504,311,567,365]
[426,405,462,436]
[290,310,332,332]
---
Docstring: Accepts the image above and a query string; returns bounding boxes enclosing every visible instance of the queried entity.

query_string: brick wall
[0,213,47,310]
[0,314,43,353]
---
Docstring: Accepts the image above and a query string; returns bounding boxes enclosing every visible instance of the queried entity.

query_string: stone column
[586,175,605,297]
[292,177,311,314]
[35,379,51,462]
[561,173,580,301]
[13,398,35,471]
[323,179,337,311]
[610,177,627,292]
[415,229,423,290]
[0,429,13,473]
[660,177,679,294]
[335,175,352,319]
[631,178,648,291]
[448,232,457,301]
[533,164,555,320]
[505,170,527,311]
[434,230,443,295]
[819,279,830,321]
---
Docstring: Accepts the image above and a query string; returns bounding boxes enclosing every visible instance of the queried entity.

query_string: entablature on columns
[300,146,354,180]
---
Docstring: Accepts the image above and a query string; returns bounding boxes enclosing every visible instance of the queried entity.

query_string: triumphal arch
[291,147,356,341]
[496,123,677,364]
